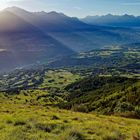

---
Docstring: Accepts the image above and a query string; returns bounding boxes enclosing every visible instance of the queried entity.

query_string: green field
[39,70,81,89]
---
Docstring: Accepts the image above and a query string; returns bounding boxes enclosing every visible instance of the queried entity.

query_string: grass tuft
[132,131,140,140]
[57,128,85,140]
[35,122,56,133]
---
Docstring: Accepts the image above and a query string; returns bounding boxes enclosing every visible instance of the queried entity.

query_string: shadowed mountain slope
[0,9,74,72]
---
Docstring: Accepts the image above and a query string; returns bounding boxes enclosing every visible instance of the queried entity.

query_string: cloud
[73,6,82,10]
[6,0,24,1]
[122,2,140,6]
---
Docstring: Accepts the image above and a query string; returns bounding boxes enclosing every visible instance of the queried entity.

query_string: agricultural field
[39,70,81,89]
[0,69,81,91]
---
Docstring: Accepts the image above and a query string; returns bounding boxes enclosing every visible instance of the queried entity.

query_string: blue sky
[0,0,140,17]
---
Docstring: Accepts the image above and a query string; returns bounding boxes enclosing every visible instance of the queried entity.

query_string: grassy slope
[0,100,140,140]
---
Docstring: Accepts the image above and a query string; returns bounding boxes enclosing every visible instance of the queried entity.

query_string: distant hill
[81,14,140,27]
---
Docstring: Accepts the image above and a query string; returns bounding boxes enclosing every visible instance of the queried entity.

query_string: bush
[72,104,89,113]
[135,106,140,119]
[51,115,60,120]
[115,102,134,113]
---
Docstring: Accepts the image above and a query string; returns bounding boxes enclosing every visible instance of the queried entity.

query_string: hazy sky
[0,0,140,17]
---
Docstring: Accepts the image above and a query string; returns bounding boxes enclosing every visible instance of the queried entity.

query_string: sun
[0,0,8,10]
[0,0,18,10]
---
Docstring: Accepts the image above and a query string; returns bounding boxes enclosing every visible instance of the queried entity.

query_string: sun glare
[0,0,10,10]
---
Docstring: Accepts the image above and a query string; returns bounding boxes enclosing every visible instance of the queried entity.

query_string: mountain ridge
[0,7,140,72]
[0,7,76,72]
[82,14,140,27]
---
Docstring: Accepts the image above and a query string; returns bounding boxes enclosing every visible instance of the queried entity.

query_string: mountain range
[82,14,140,27]
[0,7,140,72]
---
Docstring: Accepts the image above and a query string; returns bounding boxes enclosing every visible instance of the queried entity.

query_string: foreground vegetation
[0,100,140,140]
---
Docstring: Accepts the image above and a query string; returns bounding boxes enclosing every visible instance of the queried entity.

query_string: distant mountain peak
[34,10,67,18]
[4,6,28,12]
[48,11,60,15]
[105,14,113,17]
[84,14,139,19]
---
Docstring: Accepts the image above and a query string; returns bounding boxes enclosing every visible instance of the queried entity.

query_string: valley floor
[0,101,140,140]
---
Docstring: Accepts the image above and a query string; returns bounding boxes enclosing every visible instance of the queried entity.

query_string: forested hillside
[61,76,140,117]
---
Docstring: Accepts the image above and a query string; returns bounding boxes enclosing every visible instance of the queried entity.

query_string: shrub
[115,102,134,113]
[135,106,140,119]
[72,104,89,113]
[51,115,60,120]
[63,120,68,123]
